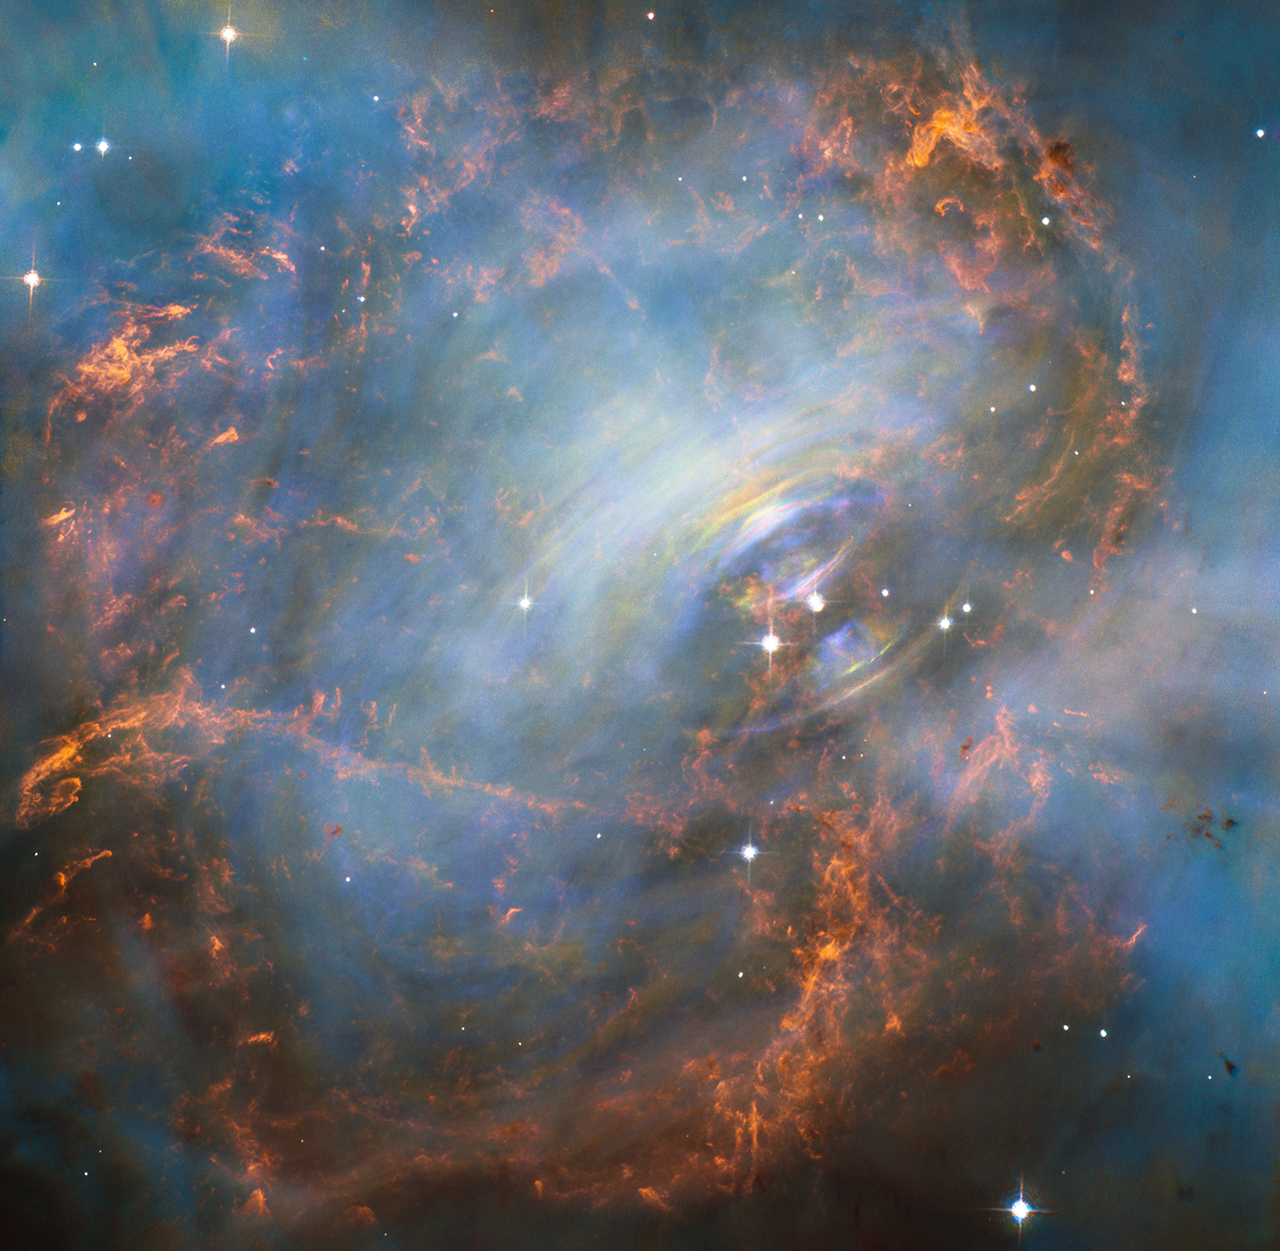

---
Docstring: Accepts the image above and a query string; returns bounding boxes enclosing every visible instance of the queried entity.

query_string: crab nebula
[2,2,1279,1248]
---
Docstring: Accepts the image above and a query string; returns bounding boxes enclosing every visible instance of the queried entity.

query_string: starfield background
[2,1,1279,1248]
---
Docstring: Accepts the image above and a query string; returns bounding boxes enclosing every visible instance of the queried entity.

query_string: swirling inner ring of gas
[680,477,951,732]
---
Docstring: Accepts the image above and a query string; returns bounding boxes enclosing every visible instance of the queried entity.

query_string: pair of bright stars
[938,600,972,633]
[754,586,897,669]
[755,588,835,670]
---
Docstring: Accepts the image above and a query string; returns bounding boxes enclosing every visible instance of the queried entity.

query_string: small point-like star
[515,579,535,621]
[761,631,780,654]
[13,249,51,315]
[987,1174,1053,1244]
[806,591,825,613]
[734,836,763,886]
[217,9,254,65]
[96,137,110,156]
[938,615,952,631]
